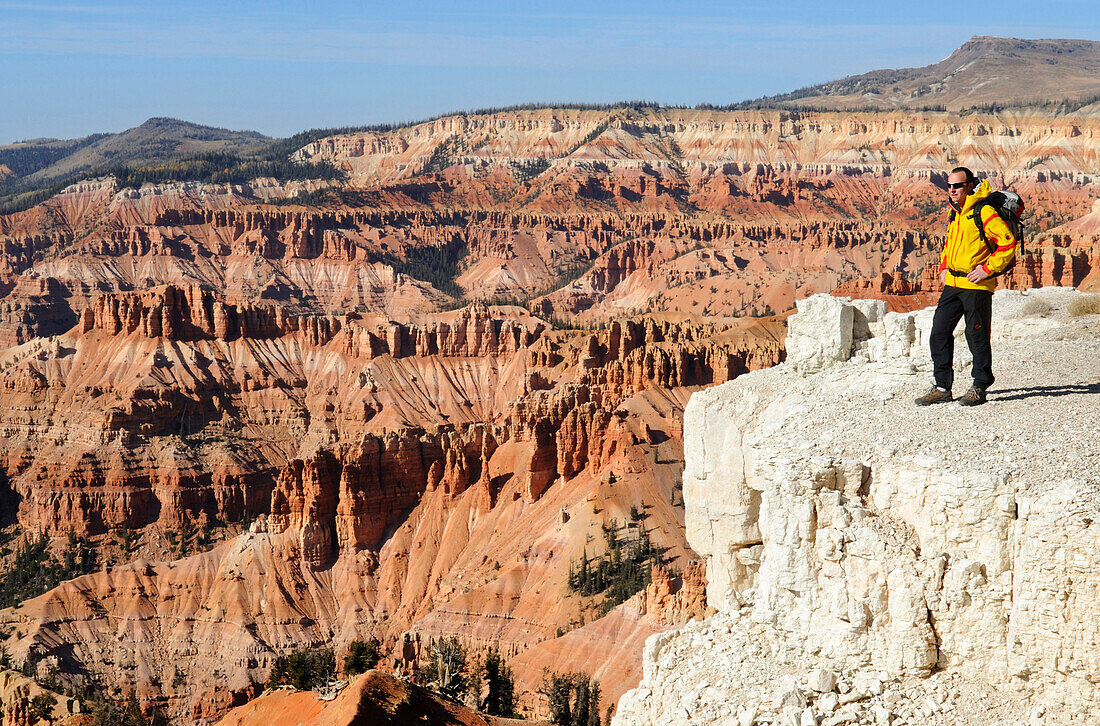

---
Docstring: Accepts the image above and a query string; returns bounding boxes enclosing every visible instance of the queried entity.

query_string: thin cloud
[0,15,967,70]
[2,8,1093,69]
[0,2,134,13]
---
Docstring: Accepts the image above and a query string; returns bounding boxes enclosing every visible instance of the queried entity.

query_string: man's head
[946,166,976,208]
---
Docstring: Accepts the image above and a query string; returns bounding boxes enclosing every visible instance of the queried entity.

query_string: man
[915,166,1016,407]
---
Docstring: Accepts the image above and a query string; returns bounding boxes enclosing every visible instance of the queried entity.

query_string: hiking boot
[915,386,952,406]
[958,386,987,406]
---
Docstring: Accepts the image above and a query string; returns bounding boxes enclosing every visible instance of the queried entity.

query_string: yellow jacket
[939,179,1017,292]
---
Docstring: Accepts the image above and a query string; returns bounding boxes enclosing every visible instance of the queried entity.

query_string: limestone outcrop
[615,288,1100,725]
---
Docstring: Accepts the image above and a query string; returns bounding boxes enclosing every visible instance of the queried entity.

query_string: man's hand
[966,266,990,283]
[939,269,947,286]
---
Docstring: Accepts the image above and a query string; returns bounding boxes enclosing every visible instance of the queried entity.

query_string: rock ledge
[615,288,1100,726]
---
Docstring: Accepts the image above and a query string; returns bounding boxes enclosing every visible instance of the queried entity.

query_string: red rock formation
[78,284,342,343]
[1,110,1095,339]
[0,670,82,726]
[0,284,783,721]
[640,561,713,625]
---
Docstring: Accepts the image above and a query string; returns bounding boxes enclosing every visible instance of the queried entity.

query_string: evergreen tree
[566,519,660,613]
[587,681,602,726]
[344,638,381,676]
[29,693,56,721]
[541,670,573,725]
[288,648,335,690]
[482,647,516,717]
[85,691,169,726]
[267,655,288,690]
[267,648,336,690]
[122,691,146,726]
[570,674,590,726]
[0,532,97,608]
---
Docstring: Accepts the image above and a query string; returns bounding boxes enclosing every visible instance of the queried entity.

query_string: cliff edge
[615,288,1100,725]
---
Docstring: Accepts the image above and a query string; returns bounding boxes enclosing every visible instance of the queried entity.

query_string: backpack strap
[970,194,1004,255]
[970,204,996,254]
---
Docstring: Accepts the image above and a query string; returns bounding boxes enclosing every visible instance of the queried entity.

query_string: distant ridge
[0,104,663,214]
[734,36,1100,112]
[0,118,271,210]
[1,117,269,182]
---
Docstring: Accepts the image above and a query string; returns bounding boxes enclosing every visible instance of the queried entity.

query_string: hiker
[915,166,1017,407]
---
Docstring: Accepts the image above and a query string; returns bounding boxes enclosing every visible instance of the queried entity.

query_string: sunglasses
[947,182,970,190]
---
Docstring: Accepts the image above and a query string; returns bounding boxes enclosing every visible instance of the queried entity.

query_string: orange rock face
[0,280,780,720]
[0,105,1098,723]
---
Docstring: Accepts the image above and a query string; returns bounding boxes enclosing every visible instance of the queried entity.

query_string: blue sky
[2,0,1098,143]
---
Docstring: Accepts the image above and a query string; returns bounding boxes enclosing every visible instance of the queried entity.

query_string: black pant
[930,285,994,391]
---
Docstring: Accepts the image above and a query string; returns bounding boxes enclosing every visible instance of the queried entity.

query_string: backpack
[969,189,1025,277]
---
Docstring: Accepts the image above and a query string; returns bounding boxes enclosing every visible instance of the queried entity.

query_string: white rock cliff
[615,288,1100,726]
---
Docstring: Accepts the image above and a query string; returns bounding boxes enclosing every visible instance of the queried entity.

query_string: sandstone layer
[615,288,1100,725]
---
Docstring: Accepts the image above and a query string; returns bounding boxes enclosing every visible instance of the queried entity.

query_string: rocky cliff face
[297,108,1100,187]
[296,107,1100,317]
[0,284,781,720]
[615,288,1100,725]
[0,285,778,539]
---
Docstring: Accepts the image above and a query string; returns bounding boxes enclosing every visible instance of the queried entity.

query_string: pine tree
[587,681,602,726]
[344,638,381,676]
[267,655,288,690]
[29,694,57,722]
[122,691,146,726]
[482,647,516,717]
[570,674,590,726]
[579,548,590,592]
[541,670,573,725]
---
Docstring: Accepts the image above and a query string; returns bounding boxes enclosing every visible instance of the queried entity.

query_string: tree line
[381,240,468,299]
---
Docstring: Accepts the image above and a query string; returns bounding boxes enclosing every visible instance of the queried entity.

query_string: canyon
[0,90,1098,723]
